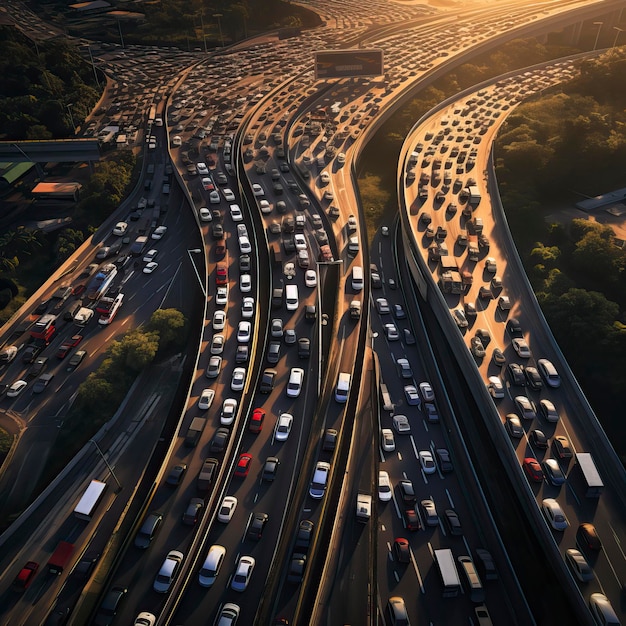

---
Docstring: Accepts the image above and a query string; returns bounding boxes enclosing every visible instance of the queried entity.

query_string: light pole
[89,439,122,491]
[200,12,208,53]
[66,103,76,135]
[612,26,624,52]
[117,19,125,48]
[213,13,224,48]
[187,248,206,298]
[593,21,603,51]
[86,44,100,88]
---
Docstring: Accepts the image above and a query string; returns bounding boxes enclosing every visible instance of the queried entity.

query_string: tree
[76,374,115,410]
[119,330,160,371]
[147,308,186,348]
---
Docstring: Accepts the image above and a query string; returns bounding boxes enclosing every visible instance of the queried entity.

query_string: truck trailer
[48,541,75,575]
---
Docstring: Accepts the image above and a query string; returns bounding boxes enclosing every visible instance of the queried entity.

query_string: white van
[351,266,364,291]
[285,284,299,311]
[335,372,351,403]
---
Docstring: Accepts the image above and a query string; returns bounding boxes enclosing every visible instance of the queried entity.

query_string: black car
[247,512,269,541]
[530,429,549,449]
[210,427,229,452]
[507,363,525,386]
[239,254,251,272]
[435,448,453,472]
[74,553,100,581]
[22,344,43,364]
[287,553,306,584]
[295,519,314,550]
[236,345,249,364]
[94,586,127,626]
[211,223,224,239]
[322,428,337,452]
[166,464,187,486]
[33,373,54,394]
[443,509,462,536]
[35,299,51,315]
[524,366,542,390]
[474,548,498,581]
[262,457,280,482]
[398,479,416,504]
[283,236,296,254]
[259,368,277,394]
[28,356,48,378]
[506,317,523,338]
[298,338,310,359]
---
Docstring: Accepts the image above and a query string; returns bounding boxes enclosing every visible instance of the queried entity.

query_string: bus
[31,314,57,342]
[74,479,108,521]
[434,548,461,597]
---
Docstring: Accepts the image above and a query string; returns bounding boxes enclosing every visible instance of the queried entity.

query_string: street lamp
[593,21,603,51]
[89,439,122,491]
[213,13,224,48]
[199,12,208,53]
[187,248,206,298]
[117,19,125,48]
[612,26,624,51]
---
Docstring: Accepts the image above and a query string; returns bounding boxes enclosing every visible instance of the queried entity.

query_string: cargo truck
[185,417,207,448]
[468,235,479,262]
[440,271,463,295]
[48,541,75,575]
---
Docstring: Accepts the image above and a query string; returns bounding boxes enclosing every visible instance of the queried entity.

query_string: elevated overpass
[0,139,101,163]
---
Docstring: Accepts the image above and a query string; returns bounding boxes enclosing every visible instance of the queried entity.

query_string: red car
[13,561,39,590]
[404,509,421,531]
[234,453,252,478]
[216,263,228,286]
[72,284,86,296]
[249,408,265,433]
[56,334,83,359]
[393,538,410,563]
[523,457,544,483]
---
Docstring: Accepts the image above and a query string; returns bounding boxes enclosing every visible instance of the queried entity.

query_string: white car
[271,318,283,338]
[485,257,497,273]
[199,207,212,222]
[231,556,255,592]
[242,297,255,319]
[7,380,27,398]
[223,188,235,201]
[237,321,251,343]
[198,388,215,410]
[240,273,252,293]
[113,221,128,236]
[320,171,330,184]
[309,461,331,499]
[230,204,243,221]
[381,428,395,452]
[215,286,228,306]
[275,413,293,441]
[515,395,536,420]
[419,382,434,402]
[153,550,183,593]
[286,368,304,398]
[143,262,158,274]
[376,298,390,314]
[215,604,240,625]
[231,368,246,392]
[512,337,532,359]
[393,414,411,434]
[404,385,420,406]
[213,309,226,330]
[220,398,238,425]
[419,450,436,474]
[151,226,167,240]
[217,496,237,523]
[252,183,264,197]
[542,498,568,531]
[385,323,399,341]
[210,334,225,355]
[487,376,505,399]
[239,236,252,254]
[378,470,392,501]
[284,328,297,345]
[197,162,209,175]
[134,612,156,626]
[259,199,272,214]
[209,190,221,204]
[294,233,307,250]
[305,270,317,287]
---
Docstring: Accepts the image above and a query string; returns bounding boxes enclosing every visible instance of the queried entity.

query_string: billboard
[314,49,384,79]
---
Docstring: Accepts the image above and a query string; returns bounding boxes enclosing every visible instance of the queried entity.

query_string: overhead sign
[314,49,384,79]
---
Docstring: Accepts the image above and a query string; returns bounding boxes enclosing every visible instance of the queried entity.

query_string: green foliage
[0,427,12,459]
[146,308,187,351]
[55,229,86,262]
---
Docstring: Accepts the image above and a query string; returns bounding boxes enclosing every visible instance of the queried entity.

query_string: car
[320,170,330,184]
[376,298,390,314]
[239,255,251,273]
[286,368,304,397]
[242,297,255,319]
[474,548,498,582]
[403,328,416,345]
[215,286,228,306]
[252,183,264,196]
[152,226,167,240]
[284,328,297,344]
[234,453,252,478]
[217,496,237,523]
[453,308,468,328]
[94,586,127,625]
[419,450,436,474]
[113,222,128,236]
[231,555,255,592]
[385,323,399,341]
[165,463,187,486]
[215,263,228,286]
[381,428,395,452]
[505,415,524,438]
[259,368,277,394]
[238,273,252,293]
[393,304,406,319]
[443,508,463,535]
[309,461,331,499]
[210,334,225,355]
[542,458,566,486]
[524,366,543,390]
[259,199,272,214]
[530,429,549,449]
[552,435,573,459]
[205,355,222,379]
[393,538,411,563]
[275,413,293,441]
[210,427,229,452]
[247,512,269,540]
[295,519,314,550]
[213,309,226,330]
[262,457,280,482]
[421,499,439,526]
[378,470,392,501]
[464,301,477,318]
[396,358,412,379]
[523,457,544,482]
[133,613,156,626]
[512,337,532,359]
[393,415,411,434]
[537,358,561,388]
[229,204,243,222]
[266,341,282,365]
[288,553,307,584]
[506,317,523,338]
[298,337,311,359]
[199,207,212,222]
[212,222,224,239]
[404,385,420,406]
[294,233,307,250]
[215,604,240,625]
[223,188,235,202]
[220,398,238,425]
[239,236,252,254]
[397,479,416,504]
[237,321,251,344]
[419,382,434,402]
[271,318,284,338]
[471,336,486,358]
[515,395,536,420]
[209,190,221,204]
[403,508,421,531]
[143,262,158,274]
[542,498,568,530]
[13,561,39,590]
[539,399,559,423]
[565,549,593,582]
[484,257,497,273]
[487,376,504,399]
[32,373,54,394]
[433,449,452,474]
[7,380,27,397]
[305,269,317,287]
[508,363,525,386]
[492,347,506,366]
[143,249,158,264]
[577,523,602,551]
[182,497,204,525]
[249,408,265,433]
